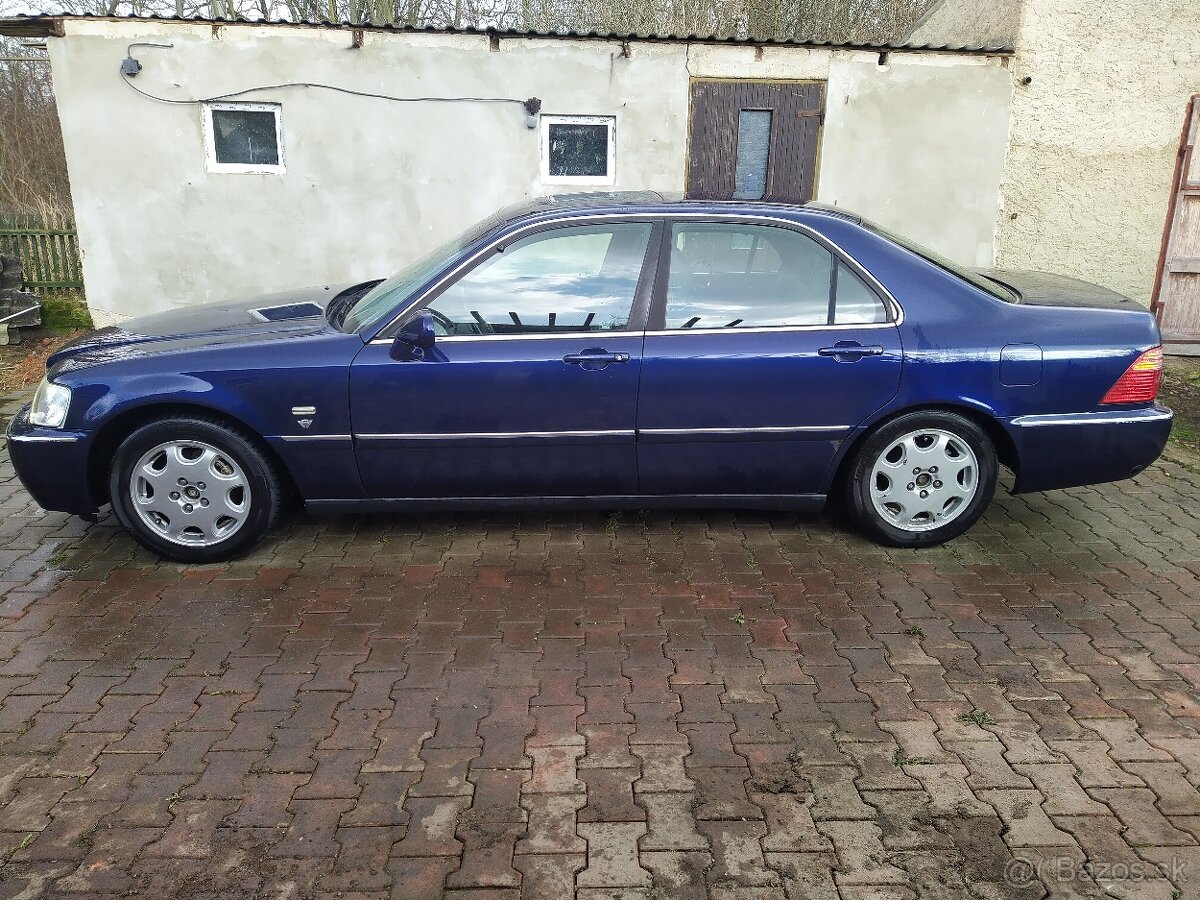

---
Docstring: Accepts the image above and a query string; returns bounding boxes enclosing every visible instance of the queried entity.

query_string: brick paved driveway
[3,430,1200,899]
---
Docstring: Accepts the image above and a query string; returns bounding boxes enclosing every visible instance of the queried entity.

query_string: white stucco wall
[818,57,1011,266]
[997,0,1200,304]
[44,20,1011,322]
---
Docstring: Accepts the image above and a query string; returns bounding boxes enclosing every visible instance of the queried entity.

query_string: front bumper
[1005,403,1173,494]
[6,406,99,514]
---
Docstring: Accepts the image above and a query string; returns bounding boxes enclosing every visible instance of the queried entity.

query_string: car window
[834,261,889,324]
[341,214,504,334]
[665,223,889,330]
[426,223,652,335]
[865,220,1018,303]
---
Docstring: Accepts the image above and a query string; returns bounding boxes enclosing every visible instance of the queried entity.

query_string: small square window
[541,115,615,184]
[202,102,284,174]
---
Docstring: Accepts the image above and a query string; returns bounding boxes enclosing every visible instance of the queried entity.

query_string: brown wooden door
[686,80,824,204]
[1154,93,1200,338]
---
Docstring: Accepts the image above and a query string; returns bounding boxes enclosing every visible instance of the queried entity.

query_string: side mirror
[392,310,436,360]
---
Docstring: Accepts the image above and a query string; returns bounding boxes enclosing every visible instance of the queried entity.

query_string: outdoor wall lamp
[524,97,542,128]
[121,41,174,77]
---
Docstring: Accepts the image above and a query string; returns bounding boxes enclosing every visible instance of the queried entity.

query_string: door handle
[563,349,631,367]
[818,342,885,359]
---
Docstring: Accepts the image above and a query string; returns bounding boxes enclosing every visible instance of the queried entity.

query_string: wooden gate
[686,80,824,204]
[1153,93,1200,339]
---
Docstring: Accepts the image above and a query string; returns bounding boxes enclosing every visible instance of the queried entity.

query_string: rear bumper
[6,407,99,514]
[1005,404,1173,494]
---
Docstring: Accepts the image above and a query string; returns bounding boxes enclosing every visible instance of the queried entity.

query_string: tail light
[1100,346,1163,405]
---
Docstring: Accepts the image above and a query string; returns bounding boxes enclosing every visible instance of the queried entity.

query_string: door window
[426,223,652,335]
[834,261,890,325]
[664,223,888,329]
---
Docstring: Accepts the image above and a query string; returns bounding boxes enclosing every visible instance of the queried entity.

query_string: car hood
[978,269,1141,310]
[47,283,358,372]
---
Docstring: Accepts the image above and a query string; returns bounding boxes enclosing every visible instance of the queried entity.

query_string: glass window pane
[211,108,279,166]
[428,223,651,335]
[834,262,889,324]
[667,224,831,329]
[733,110,772,200]
[548,122,609,177]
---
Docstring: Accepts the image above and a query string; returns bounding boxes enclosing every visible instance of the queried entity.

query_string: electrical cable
[121,70,529,108]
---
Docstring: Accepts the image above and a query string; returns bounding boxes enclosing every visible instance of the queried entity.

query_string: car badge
[292,406,317,430]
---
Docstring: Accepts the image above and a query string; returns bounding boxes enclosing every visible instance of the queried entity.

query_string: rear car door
[637,219,902,497]
[350,220,657,498]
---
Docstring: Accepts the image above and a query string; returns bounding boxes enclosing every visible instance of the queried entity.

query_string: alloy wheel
[868,428,979,533]
[129,440,250,546]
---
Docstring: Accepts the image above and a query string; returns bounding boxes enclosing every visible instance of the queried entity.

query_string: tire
[845,410,998,548]
[108,415,284,563]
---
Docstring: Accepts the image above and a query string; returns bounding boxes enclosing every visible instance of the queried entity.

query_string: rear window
[867,222,1019,303]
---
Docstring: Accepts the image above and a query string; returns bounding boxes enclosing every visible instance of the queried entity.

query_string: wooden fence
[0,212,84,302]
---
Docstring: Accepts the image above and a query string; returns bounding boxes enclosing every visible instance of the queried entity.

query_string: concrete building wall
[46,20,1011,322]
[996,0,1200,304]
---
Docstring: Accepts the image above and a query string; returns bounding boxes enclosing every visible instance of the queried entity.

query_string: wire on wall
[120,42,536,111]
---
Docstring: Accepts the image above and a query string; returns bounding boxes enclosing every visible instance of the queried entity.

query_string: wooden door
[686,80,824,204]
[1154,94,1200,338]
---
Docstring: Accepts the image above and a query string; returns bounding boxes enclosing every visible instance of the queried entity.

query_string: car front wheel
[846,411,998,547]
[109,416,283,563]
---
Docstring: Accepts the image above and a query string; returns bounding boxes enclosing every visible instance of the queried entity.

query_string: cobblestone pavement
[3,416,1200,898]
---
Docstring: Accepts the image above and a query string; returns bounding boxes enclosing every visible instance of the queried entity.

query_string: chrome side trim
[9,433,80,443]
[423,323,895,343]
[433,332,639,343]
[648,323,894,336]
[291,405,317,416]
[640,425,851,436]
[277,434,353,442]
[367,211,903,343]
[357,429,636,441]
[1010,408,1174,428]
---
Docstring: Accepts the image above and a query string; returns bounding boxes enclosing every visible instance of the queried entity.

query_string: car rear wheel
[846,411,998,547]
[109,416,283,563]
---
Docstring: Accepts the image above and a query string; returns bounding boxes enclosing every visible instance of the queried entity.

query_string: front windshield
[867,222,1019,303]
[340,214,503,334]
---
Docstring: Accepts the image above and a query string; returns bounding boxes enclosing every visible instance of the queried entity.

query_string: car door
[637,218,902,497]
[350,220,658,498]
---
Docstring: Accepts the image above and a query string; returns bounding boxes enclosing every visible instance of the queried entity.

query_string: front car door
[637,218,902,498]
[349,219,658,498]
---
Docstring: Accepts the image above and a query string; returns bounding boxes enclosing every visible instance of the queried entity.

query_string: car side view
[8,193,1173,562]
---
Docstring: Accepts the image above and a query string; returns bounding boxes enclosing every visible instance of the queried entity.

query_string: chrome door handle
[818,343,884,358]
[563,350,631,365]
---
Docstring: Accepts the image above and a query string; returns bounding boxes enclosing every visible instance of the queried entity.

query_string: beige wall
[996,0,1200,304]
[46,20,1011,323]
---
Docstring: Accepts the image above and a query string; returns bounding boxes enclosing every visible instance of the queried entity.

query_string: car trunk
[979,269,1143,311]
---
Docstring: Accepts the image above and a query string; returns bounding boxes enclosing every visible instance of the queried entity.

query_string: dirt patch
[1162,356,1200,450]
[0,329,86,394]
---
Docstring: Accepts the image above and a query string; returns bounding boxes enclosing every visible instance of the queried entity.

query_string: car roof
[493,191,863,228]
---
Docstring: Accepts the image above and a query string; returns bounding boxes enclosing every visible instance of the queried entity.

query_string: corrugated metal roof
[0,12,1014,54]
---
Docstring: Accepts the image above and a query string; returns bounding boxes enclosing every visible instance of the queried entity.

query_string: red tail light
[1100,347,1163,405]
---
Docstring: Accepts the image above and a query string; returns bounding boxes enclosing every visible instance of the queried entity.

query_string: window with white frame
[201,102,285,174]
[541,115,615,184]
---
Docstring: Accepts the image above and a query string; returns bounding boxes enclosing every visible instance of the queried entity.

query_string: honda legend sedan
[8,193,1173,562]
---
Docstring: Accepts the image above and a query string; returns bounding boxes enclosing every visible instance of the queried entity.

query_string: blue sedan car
[8,193,1172,562]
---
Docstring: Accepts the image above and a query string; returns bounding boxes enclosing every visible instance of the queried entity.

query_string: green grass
[957,709,997,728]
[1172,423,1200,444]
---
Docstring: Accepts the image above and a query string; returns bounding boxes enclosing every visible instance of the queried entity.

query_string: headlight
[29,378,71,429]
